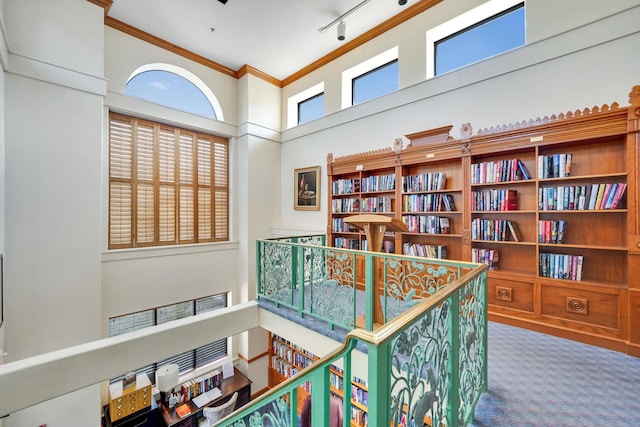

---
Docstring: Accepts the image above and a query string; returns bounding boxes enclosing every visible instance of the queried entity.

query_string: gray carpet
[472,322,640,427]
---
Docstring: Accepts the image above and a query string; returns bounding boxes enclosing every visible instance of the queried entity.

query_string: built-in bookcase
[327,88,640,356]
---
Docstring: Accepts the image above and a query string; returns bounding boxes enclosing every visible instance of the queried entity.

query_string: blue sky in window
[353,61,399,105]
[125,70,216,119]
[436,6,525,75]
[298,93,325,125]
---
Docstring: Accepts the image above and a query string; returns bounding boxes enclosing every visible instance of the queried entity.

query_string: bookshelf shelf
[327,86,640,355]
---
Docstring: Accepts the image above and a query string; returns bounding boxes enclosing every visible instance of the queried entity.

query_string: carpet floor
[471,321,640,427]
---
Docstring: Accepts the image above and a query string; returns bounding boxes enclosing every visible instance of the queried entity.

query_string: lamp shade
[156,363,179,392]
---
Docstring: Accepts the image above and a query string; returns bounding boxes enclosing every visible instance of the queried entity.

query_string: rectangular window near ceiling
[108,113,229,249]
[435,3,525,76]
[298,92,325,125]
[108,293,228,383]
[352,59,399,105]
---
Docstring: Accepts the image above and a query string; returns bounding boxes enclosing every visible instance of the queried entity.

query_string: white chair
[201,392,238,426]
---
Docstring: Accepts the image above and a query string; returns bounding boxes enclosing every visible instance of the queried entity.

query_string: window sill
[102,241,240,262]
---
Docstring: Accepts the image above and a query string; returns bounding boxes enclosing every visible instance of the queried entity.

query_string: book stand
[344,214,407,328]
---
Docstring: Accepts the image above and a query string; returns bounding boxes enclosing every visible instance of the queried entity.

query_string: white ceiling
[107,0,422,81]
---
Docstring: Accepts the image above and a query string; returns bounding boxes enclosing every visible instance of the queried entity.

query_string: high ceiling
[106,0,430,82]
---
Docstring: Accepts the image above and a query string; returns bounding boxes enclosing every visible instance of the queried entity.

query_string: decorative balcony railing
[228,234,488,426]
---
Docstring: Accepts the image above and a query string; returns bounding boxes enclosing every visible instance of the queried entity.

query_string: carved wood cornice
[476,103,623,137]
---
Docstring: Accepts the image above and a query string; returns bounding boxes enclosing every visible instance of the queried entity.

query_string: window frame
[426,0,525,78]
[341,46,399,109]
[108,112,229,249]
[351,58,399,106]
[297,92,325,125]
[108,293,229,383]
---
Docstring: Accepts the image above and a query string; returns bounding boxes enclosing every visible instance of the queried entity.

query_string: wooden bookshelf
[268,333,369,425]
[326,85,640,356]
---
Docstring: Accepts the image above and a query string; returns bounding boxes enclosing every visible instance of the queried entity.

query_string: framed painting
[294,166,321,211]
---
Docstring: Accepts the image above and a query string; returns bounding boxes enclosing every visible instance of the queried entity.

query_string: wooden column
[344,214,407,327]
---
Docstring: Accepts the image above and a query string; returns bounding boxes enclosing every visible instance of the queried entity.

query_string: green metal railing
[227,235,487,426]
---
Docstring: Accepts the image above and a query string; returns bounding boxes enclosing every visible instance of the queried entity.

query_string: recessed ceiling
[107,0,424,81]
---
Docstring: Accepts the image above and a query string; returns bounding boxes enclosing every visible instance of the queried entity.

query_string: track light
[398,0,407,5]
[337,21,346,41]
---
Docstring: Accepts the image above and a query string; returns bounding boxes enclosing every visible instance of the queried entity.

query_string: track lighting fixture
[398,0,407,5]
[337,21,346,41]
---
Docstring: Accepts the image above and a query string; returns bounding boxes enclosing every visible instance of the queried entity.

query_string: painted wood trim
[105,16,238,78]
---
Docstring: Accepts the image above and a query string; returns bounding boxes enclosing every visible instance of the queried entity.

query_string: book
[610,183,627,209]
[594,184,606,210]
[507,221,520,242]
[439,217,450,234]
[175,403,191,419]
[587,183,599,210]
[517,159,531,180]
[603,183,618,209]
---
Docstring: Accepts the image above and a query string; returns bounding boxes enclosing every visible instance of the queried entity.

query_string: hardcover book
[175,403,191,419]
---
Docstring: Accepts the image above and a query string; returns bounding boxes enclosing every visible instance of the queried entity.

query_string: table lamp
[156,363,179,405]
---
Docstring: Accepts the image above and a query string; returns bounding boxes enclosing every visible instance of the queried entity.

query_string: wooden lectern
[344,214,408,328]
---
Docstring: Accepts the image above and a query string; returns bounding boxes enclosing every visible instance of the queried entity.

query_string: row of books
[271,357,298,378]
[361,174,396,192]
[360,196,393,213]
[402,172,446,192]
[538,153,572,178]
[471,158,531,184]
[471,189,518,211]
[472,248,499,270]
[471,219,520,242]
[538,182,626,211]
[351,383,368,405]
[271,339,292,361]
[334,237,359,249]
[402,193,456,212]
[539,253,583,281]
[330,371,344,391]
[402,215,450,234]
[332,178,360,195]
[180,369,223,403]
[539,220,566,244]
[331,198,360,213]
[361,239,395,253]
[351,407,368,426]
[402,243,447,259]
[332,218,358,233]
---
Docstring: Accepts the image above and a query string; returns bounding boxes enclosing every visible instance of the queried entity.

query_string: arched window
[125,63,224,121]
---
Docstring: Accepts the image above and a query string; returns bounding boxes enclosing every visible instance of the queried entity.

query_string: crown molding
[93,0,442,87]
[86,0,113,16]
[105,16,238,78]
[282,0,443,86]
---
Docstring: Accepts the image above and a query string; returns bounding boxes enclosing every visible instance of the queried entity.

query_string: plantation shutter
[109,116,134,247]
[108,113,228,248]
[158,128,177,244]
[179,134,195,243]
[213,139,229,240]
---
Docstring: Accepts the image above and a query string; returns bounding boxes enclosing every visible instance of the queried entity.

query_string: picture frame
[294,166,321,211]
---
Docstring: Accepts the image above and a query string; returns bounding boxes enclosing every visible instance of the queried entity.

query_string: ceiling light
[318,0,372,34]
[337,21,346,41]
[398,0,407,5]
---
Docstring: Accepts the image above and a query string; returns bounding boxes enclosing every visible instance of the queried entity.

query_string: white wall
[277,1,640,233]
[3,0,105,425]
